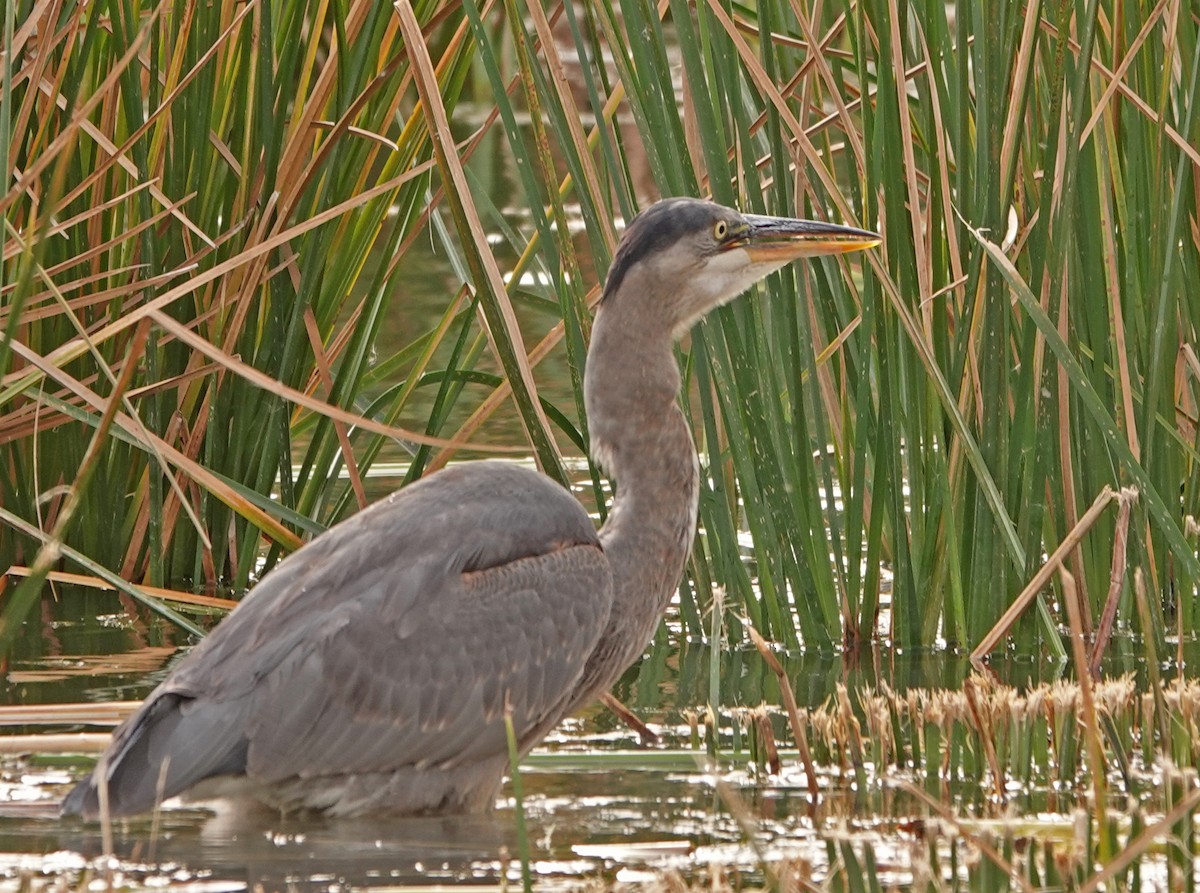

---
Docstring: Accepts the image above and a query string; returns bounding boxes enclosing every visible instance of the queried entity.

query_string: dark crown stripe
[602,198,717,303]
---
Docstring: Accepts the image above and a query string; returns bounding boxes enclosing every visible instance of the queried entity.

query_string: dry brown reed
[779,673,1200,794]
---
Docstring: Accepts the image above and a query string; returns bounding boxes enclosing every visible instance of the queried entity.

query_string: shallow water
[0,727,960,891]
[3,587,1194,890]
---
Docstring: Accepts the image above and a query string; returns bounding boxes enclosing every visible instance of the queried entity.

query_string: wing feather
[245,545,611,780]
[63,461,612,819]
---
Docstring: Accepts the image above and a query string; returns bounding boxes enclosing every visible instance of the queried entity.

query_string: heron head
[602,197,880,337]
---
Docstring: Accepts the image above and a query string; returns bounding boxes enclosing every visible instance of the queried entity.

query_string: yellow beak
[735,214,881,261]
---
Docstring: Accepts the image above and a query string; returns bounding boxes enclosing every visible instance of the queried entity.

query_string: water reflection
[3,587,1195,889]
[52,810,512,889]
[6,747,793,890]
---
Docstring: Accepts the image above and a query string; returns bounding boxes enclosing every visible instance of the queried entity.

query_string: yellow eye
[713,220,729,240]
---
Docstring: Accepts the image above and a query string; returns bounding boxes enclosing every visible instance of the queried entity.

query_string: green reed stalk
[503,710,533,893]
[5,0,1198,665]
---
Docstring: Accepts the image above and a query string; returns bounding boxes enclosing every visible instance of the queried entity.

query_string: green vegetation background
[2,0,1198,659]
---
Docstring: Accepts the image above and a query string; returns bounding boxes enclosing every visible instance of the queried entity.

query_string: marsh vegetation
[2,0,1199,887]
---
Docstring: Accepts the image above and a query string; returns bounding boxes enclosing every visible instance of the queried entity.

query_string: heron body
[62,198,878,819]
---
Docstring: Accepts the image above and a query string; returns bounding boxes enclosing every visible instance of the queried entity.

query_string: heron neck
[578,304,699,697]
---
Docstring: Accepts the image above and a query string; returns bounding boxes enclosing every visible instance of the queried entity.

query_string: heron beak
[736,214,881,260]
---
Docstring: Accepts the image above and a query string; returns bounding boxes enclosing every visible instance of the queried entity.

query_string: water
[2,587,1190,890]
[1,633,807,891]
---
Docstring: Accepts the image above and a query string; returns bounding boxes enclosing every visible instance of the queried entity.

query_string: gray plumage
[62,198,878,819]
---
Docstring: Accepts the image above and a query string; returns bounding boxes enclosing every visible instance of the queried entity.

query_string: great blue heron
[62,197,879,819]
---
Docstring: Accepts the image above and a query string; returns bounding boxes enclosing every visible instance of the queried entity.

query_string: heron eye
[713,220,729,240]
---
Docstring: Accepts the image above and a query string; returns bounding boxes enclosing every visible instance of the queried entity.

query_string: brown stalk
[271,0,378,217]
[1056,274,1092,631]
[1098,126,1141,464]
[331,2,610,481]
[1090,487,1137,676]
[784,1,864,168]
[1077,0,1170,147]
[418,20,641,472]
[725,6,854,57]
[600,693,660,746]
[175,163,394,486]
[126,361,224,400]
[885,0,931,310]
[8,0,60,59]
[956,254,987,468]
[147,307,521,453]
[0,257,142,299]
[131,397,208,578]
[299,295,364,404]
[370,10,509,255]
[18,0,252,243]
[1,267,178,324]
[394,0,561,474]
[962,676,1005,802]
[1039,20,1200,168]
[304,307,367,510]
[796,49,934,150]
[9,221,212,547]
[522,0,615,259]
[702,0,866,229]
[912,30,965,306]
[809,311,859,454]
[6,338,304,549]
[3,566,236,609]
[747,624,819,797]
[0,319,152,639]
[3,196,193,285]
[30,75,215,248]
[193,476,218,590]
[381,1,499,207]
[1089,49,1163,625]
[1,163,435,396]
[7,0,69,193]
[1060,566,1109,852]
[862,221,1026,588]
[144,0,199,174]
[268,83,403,276]
[997,0,1043,199]
[835,685,866,779]
[901,782,1037,893]
[1076,783,1200,893]
[971,485,1117,661]
[752,709,781,776]
[2,180,162,263]
[378,127,494,289]
[137,413,191,578]
[418,55,628,472]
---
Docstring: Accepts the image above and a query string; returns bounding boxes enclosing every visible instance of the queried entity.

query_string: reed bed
[703,672,1200,891]
[766,673,1200,792]
[3,0,1199,656]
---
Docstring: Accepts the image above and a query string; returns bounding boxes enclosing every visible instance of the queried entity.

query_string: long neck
[570,295,699,704]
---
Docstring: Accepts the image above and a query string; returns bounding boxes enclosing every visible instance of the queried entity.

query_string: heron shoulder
[163,461,599,693]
